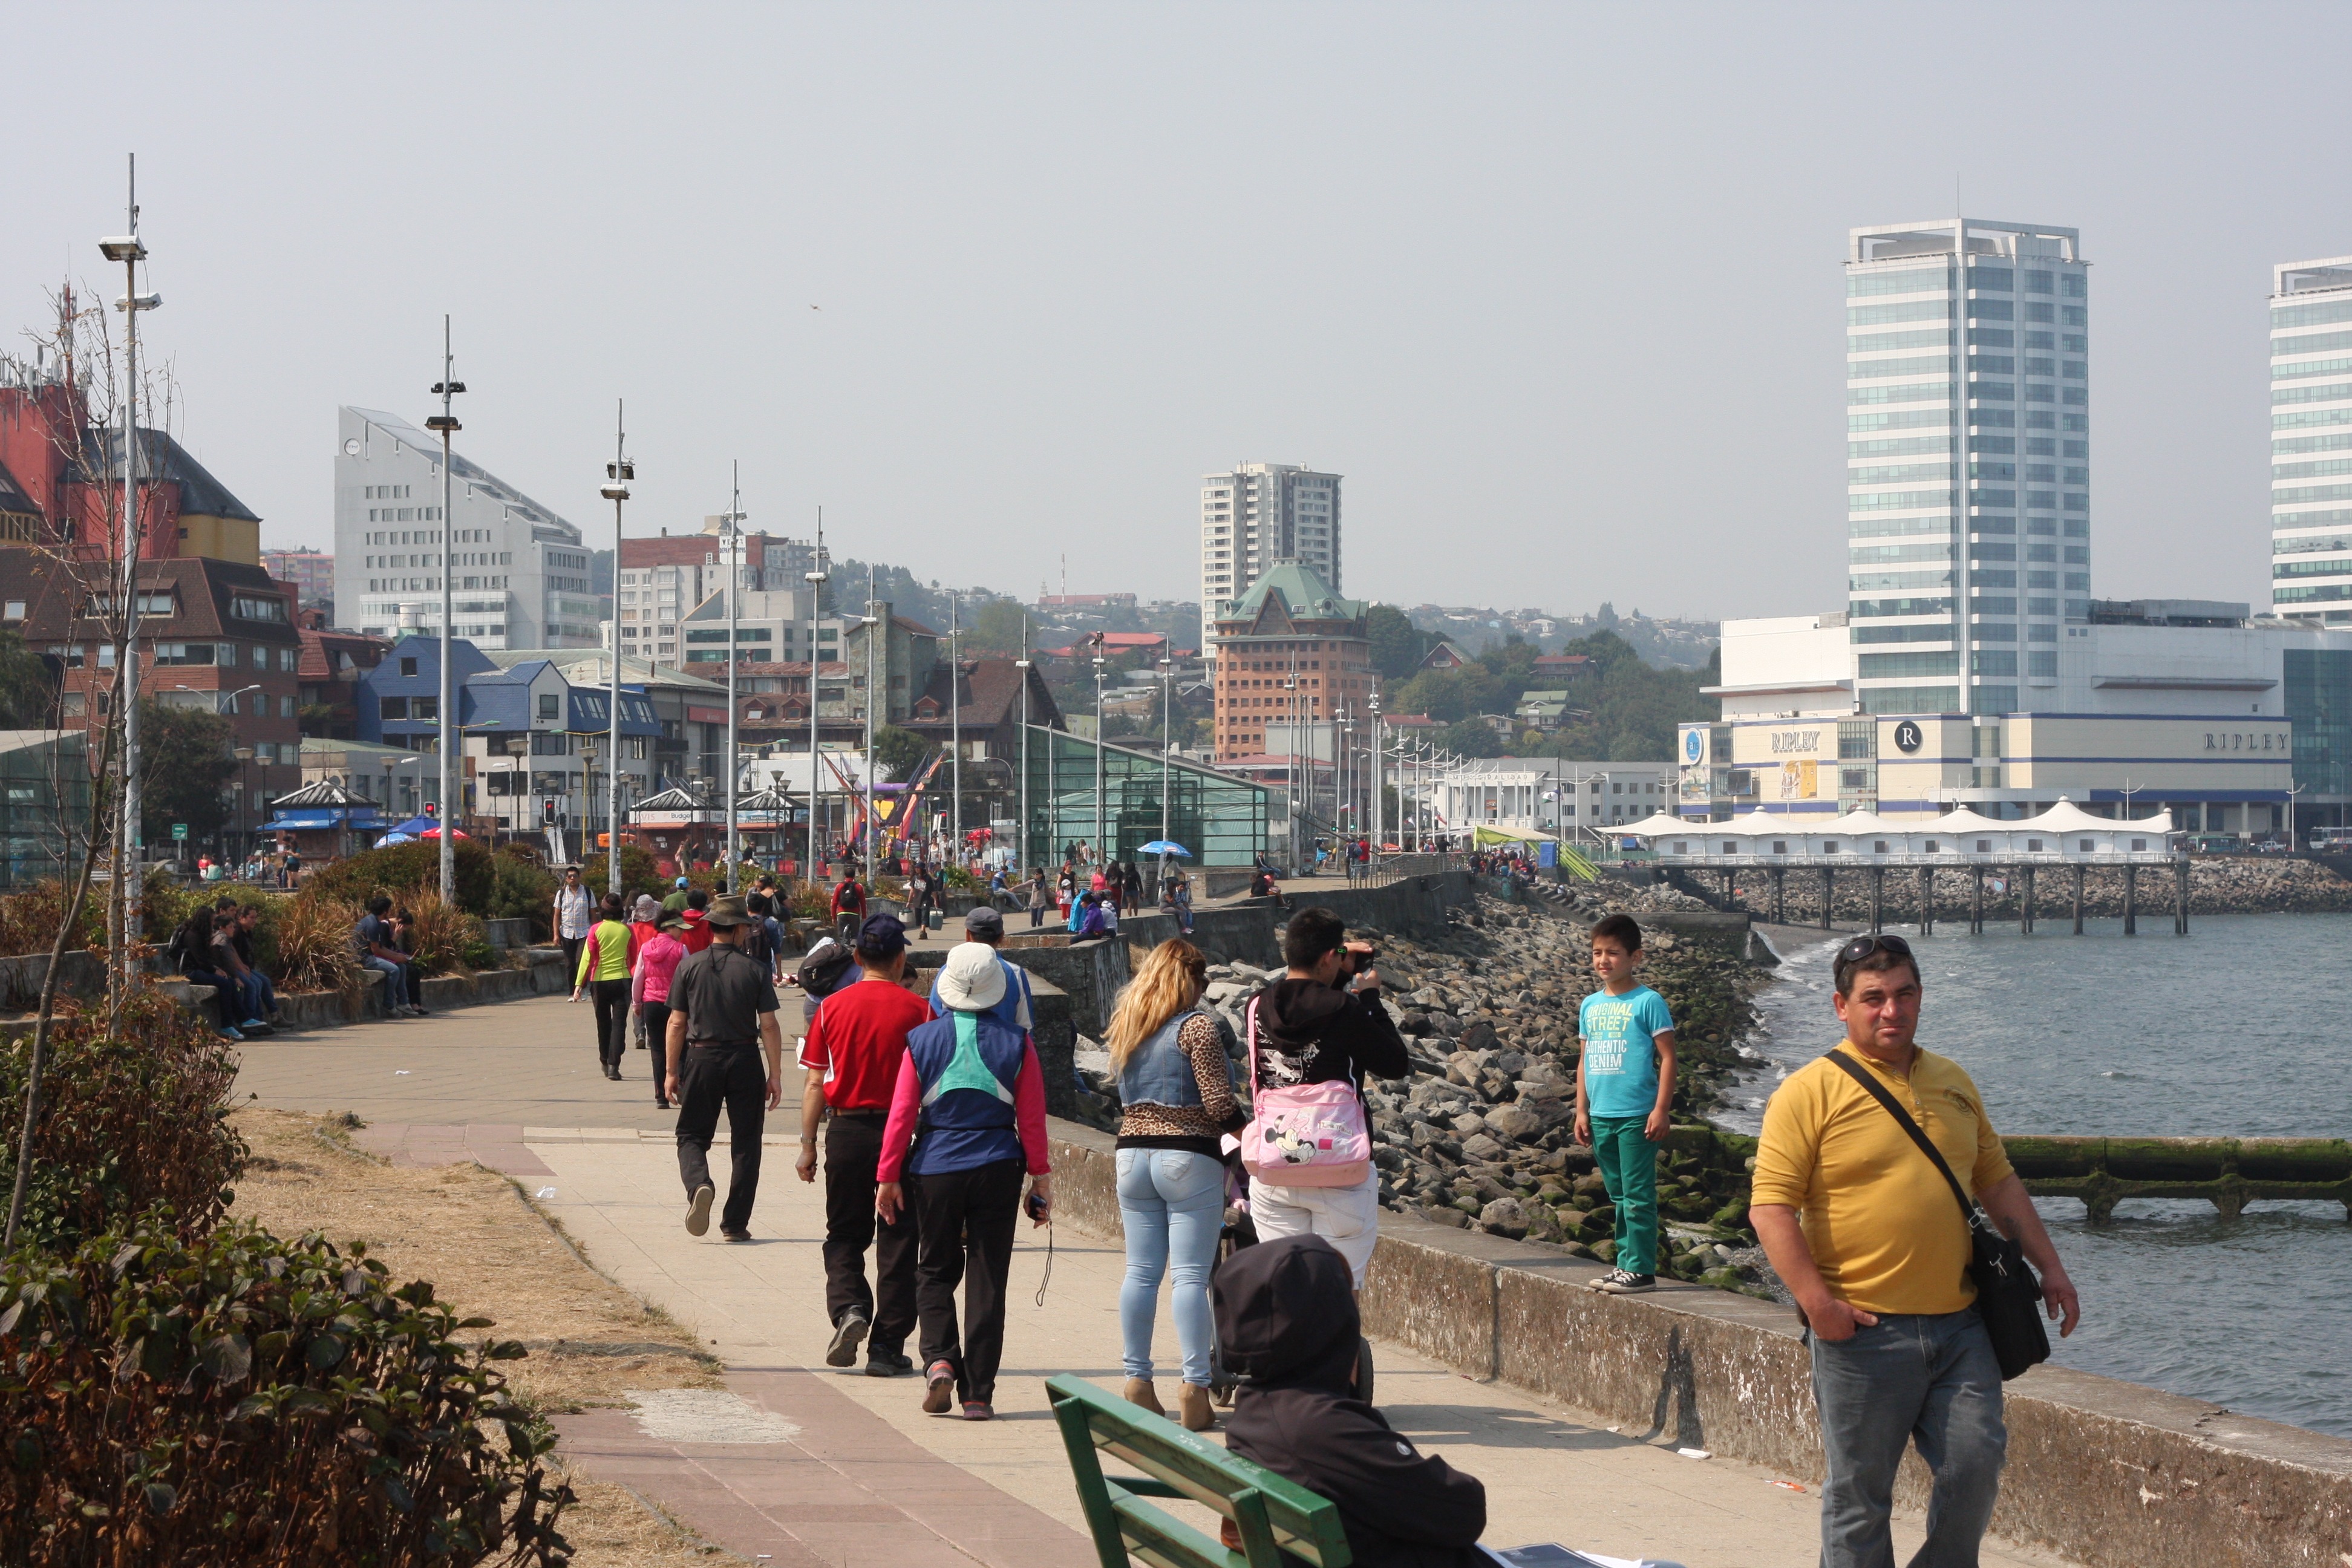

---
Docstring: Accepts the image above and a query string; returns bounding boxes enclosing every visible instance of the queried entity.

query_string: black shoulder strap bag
[1825,1051,2051,1380]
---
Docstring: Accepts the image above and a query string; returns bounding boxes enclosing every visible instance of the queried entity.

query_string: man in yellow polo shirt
[1752,933,2079,1568]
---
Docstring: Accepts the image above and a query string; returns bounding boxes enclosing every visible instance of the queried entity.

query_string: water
[1730,915,2352,1438]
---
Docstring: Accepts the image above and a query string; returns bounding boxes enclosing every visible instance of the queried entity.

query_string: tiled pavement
[241,998,2073,1568]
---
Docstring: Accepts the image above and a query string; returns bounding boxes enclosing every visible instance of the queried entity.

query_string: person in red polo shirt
[796,913,928,1377]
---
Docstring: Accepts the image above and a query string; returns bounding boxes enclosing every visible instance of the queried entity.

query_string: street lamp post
[1014,618,1031,876]
[804,515,829,883]
[2288,780,2307,850]
[714,467,746,879]
[1091,648,1107,864]
[949,590,961,866]
[425,318,465,897]
[598,402,632,896]
[100,158,159,955]
[1157,656,1174,858]
[861,566,879,872]
[1368,696,1382,858]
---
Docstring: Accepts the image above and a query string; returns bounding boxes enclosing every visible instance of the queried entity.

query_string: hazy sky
[4,3,2343,621]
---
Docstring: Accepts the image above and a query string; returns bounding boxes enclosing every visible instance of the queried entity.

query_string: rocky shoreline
[1071,885,1776,1292]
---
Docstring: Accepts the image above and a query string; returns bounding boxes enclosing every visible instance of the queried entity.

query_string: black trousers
[560,935,584,982]
[675,1044,766,1234]
[910,1157,1024,1406]
[589,979,630,1071]
[823,1112,918,1359]
[641,1001,672,1105]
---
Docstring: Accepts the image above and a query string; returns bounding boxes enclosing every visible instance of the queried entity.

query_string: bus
[2310,826,2352,853]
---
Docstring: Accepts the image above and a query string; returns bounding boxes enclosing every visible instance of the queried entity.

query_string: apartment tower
[1846,219,2090,717]
[2269,256,2352,624]
[1199,462,1341,650]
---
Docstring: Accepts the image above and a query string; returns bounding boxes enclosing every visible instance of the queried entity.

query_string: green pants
[1591,1114,1659,1276]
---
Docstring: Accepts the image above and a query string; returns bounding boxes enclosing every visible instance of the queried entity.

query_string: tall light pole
[805,512,828,881]
[948,590,962,864]
[1014,615,1031,875]
[862,564,879,871]
[1369,694,1382,856]
[100,157,158,950]
[2288,780,2306,849]
[1091,644,1107,863]
[598,401,632,896]
[718,465,745,878]
[425,318,464,898]
[1157,655,1174,856]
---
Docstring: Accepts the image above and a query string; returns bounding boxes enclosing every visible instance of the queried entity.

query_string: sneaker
[239,1018,272,1033]
[720,1226,752,1243]
[220,1027,245,1042]
[922,1361,956,1414]
[962,1402,994,1421]
[1593,1269,1657,1295]
[864,1353,913,1378]
[826,1309,871,1368]
[685,1184,715,1236]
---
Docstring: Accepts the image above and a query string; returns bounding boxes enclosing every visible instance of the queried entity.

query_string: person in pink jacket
[633,912,690,1110]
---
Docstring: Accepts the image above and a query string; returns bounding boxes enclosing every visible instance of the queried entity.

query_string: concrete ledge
[1042,1112,2352,1568]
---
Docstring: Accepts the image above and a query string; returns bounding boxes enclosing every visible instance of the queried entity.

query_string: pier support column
[1821,868,1834,930]
[1771,866,1786,926]
[2019,866,2036,935]
[1917,867,1933,935]
[2122,864,2138,936]
[1970,867,1984,934]
[2175,857,2191,935]
[2071,863,2086,935]
[1869,865,1884,934]
[1723,870,1737,913]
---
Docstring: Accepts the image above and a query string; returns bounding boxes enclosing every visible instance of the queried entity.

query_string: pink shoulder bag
[1240,995,1372,1187]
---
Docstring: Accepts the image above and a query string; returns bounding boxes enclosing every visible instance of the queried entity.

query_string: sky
[2,2,2344,622]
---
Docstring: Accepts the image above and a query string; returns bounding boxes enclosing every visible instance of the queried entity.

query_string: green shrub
[0,880,105,961]
[575,845,662,907]
[0,988,245,1256]
[0,1217,571,1566]
[483,854,557,942]
[295,841,497,920]
[144,876,289,973]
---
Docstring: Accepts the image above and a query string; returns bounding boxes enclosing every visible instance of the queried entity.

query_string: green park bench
[1047,1373,1353,1568]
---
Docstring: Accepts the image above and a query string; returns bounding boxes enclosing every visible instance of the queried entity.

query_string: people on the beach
[664,894,785,1243]
[1107,937,1241,1430]
[1572,913,1677,1295]
[795,915,927,1376]
[874,941,1054,1422]
[1749,932,2080,1568]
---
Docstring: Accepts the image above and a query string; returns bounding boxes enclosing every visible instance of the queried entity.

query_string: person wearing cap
[633,911,690,1110]
[875,942,1053,1421]
[796,913,930,1376]
[663,895,786,1241]
[927,906,1033,1034]
[661,875,693,915]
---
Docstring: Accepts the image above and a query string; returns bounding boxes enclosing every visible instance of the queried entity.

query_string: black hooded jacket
[1214,1236,1488,1568]
[1251,978,1411,1096]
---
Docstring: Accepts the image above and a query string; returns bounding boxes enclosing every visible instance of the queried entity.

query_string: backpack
[796,938,858,1000]
[1239,994,1372,1188]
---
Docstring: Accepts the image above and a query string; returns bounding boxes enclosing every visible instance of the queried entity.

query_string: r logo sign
[1893,720,1924,754]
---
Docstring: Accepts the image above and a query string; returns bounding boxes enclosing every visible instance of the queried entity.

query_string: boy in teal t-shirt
[1573,913,1677,1294]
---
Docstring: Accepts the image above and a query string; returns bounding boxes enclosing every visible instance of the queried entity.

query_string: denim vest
[1117,1007,1229,1110]
[903,1010,1028,1176]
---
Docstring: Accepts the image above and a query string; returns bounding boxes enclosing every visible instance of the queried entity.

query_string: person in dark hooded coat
[1214,1235,1489,1568]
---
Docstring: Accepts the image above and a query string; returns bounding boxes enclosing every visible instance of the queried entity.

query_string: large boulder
[1477,1197,1530,1240]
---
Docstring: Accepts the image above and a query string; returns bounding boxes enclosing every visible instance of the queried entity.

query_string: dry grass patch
[230,1107,725,1566]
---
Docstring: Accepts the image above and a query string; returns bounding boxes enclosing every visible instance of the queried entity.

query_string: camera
[1024,1189,1050,1221]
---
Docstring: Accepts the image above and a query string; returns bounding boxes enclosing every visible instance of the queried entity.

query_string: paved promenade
[236,994,2075,1568]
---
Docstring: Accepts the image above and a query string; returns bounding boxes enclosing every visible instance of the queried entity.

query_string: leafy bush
[294,841,497,921]
[0,989,245,1256]
[384,890,485,978]
[0,880,105,961]
[272,894,367,1002]
[575,845,661,906]
[144,878,289,975]
[482,854,557,942]
[0,1217,571,1566]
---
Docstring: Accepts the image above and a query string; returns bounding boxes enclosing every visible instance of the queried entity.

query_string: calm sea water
[1730,915,2352,1439]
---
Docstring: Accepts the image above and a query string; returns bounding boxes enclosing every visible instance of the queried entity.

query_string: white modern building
[1429,756,1674,842]
[2269,256,2352,625]
[1200,462,1341,648]
[1846,219,2091,719]
[333,406,601,650]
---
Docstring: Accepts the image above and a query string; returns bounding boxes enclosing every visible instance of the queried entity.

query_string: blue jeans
[238,970,277,1022]
[362,955,410,1011]
[1811,1308,2007,1568]
[1115,1148,1225,1386]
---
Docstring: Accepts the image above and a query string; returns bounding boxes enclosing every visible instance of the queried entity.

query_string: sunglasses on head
[1837,933,1913,968]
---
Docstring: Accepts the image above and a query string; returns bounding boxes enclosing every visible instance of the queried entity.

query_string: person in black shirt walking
[664,895,785,1241]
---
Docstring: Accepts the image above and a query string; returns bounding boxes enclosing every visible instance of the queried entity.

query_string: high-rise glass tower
[1198,462,1341,652]
[1846,219,2089,717]
[2269,256,2352,626]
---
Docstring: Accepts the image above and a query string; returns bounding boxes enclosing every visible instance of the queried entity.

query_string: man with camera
[1245,907,1410,1287]
[1750,932,2079,1568]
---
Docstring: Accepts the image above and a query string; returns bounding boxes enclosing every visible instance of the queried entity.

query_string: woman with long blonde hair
[1105,937,1241,1431]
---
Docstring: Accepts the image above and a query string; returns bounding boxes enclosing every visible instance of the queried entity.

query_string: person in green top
[661,876,693,915]
[1572,912,1677,1295]
[572,892,640,1082]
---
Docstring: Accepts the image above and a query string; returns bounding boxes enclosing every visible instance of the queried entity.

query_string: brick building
[1209,562,1378,761]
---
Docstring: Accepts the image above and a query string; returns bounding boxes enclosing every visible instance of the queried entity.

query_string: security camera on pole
[100,158,159,959]
[425,319,465,902]
[598,404,633,897]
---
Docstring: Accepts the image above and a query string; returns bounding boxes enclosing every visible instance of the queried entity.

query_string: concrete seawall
[1045,1114,2352,1568]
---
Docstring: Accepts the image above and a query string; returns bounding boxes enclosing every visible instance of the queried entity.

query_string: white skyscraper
[1199,462,1341,648]
[2269,256,2352,625]
[333,407,601,648]
[1845,219,2089,718]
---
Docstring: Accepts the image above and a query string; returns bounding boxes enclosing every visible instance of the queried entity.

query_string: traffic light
[543,800,558,825]
[423,801,437,818]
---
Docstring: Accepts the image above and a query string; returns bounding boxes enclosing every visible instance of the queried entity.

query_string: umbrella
[1139,840,1191,857]
[374,831,417,845]
[419,826,470,840]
